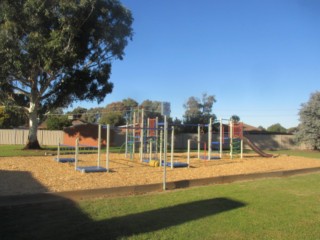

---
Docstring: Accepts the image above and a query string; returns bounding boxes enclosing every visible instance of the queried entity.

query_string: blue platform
[76,166,108,173]
[161,161,188,168]
[54,157,75,163]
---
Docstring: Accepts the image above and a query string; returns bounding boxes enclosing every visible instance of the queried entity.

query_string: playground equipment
[125,108,158,162]
[54,141,99,163]
[54,142,76,163]
[123,108,189,169]
[187,118,244,160]
[75,124,110,173]
[243,136,273,158]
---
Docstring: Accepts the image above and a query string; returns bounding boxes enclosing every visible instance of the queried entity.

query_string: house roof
[242,123,265,133]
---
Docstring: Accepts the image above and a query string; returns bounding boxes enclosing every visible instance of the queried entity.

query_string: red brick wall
[63,124,107,147]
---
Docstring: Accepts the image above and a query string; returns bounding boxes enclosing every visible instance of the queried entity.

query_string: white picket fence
[0,129,64,145]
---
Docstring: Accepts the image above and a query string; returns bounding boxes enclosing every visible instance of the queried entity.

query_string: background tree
[140,100,164,120]
[69,107,88,119]
[230,115,240,123]
[183,93,216,132]
[100,98,138,126]
[122,98,139,111]
[78,107,103,123]
[100,101,125,126]
[99,111,125,126]
[267,123,287,133]
[287,127,298,134]
[0,106,28,128]
[0,0,133,149]
[296,91,320,150]
[0,107,9,129]
[46,115,72,130]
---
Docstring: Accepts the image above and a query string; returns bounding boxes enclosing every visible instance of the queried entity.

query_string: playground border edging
[1,166,320,207]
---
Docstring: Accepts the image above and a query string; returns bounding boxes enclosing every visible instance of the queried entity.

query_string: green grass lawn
[1,173,319,240]
[0,145,124,157]
[1,144,320,159]
[268,149,320,159]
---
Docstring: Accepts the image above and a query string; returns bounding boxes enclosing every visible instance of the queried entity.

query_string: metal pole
[75,138,79,171]
[149,139,152,162]
[155,117,159,156]
[140,109,144,162]
[57,139,60,160]
[208,118,212,160]
[230,120,233,159]
[220,118,223,158]
[187,139,191,168]
[163,116,167,191]
[132,111,136,157]
[171,126,174,169]
[240,139,243,159]
[125,119,128,158]
[98,124,101,167]
[106,124,110,172]
[197,124,200,159]
[160,127,163,161]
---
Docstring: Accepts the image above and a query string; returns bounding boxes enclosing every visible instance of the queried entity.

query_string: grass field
[1,144,319,159]
[0,173,319,240]
[0,145,319,239]
[0,144,123,157]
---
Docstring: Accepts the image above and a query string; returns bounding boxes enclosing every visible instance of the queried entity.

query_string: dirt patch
[0,152,319,196]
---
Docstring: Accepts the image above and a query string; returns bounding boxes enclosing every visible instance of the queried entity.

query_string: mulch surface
[1,152,320,197]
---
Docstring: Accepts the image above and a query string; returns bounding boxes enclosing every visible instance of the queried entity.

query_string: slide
[243,136,274,158]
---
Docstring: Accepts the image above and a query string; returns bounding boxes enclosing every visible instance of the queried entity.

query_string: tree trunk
[24,101,41,149]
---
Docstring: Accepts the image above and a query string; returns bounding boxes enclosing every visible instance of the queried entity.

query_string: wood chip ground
[1,152,320,196]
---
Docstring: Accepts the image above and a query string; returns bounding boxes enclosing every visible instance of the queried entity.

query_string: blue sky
[72,0,320,129]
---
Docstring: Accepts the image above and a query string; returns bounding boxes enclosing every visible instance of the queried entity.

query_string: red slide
[243,136,274,158]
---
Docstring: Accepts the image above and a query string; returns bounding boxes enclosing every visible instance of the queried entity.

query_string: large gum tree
[0,0,133,149]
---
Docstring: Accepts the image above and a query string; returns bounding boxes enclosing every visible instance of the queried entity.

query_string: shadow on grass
[0,170,246,240]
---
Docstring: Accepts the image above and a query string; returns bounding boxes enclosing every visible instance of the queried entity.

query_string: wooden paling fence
[0,129,64,145]
[0,129,306,150]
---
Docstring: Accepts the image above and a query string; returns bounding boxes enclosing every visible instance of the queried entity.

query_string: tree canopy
[267,123,287,133]
[183,93,216,132]
[0,106,28,128]
[230,115,240,123]
[0,0,133,148]
[296,91,320,150]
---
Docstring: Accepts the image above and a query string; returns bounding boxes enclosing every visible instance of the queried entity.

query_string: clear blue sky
[71,0,320,129]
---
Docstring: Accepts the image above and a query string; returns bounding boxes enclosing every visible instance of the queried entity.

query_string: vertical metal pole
[197,124,200,159]
[240,139,243,159]
[155,117,159,156]
[220,118,223,158]
[149,139,152,162]
[187,139,191,168]
[75,138,79,171]
[132,111,136,158]
[171,126,174,169]
[125,120,128,158]
[140,109,144,162]
[208,118,212,160]
[163,116,167,191]
[57,139,60,160]
[106,124,110,172]
[98,124,101,167]
[230,120,233,159]
[160,127,163,161]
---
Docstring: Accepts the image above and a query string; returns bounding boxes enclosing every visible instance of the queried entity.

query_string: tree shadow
[0,170,246,240]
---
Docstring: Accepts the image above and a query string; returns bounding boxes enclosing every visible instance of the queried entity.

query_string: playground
[1,109,320,197]
[0,110,318,197]
[1,151,320,196]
